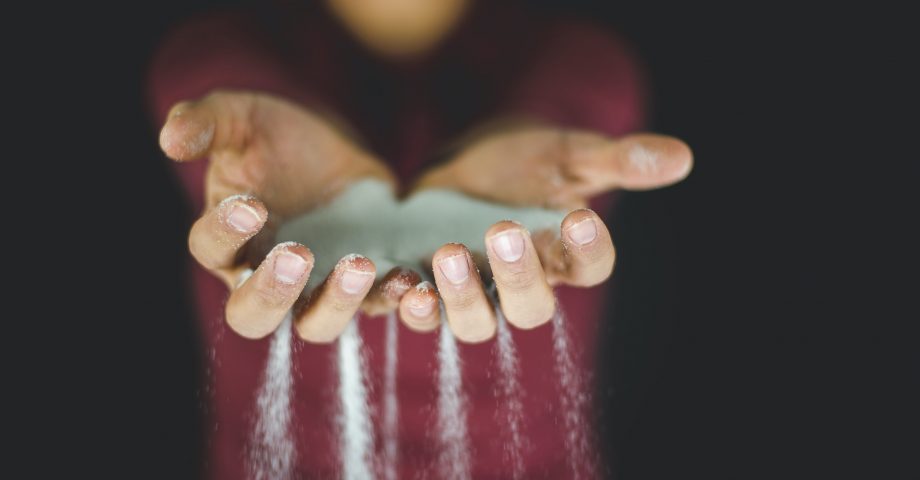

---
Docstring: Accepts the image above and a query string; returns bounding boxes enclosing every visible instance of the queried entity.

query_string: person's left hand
[397,126,692,342]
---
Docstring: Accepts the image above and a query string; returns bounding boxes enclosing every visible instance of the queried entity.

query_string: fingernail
[409,300,435,318]
[566,218,598,245]
[341,269,373,294]
[438,254,470,285]
[227,203,262,233]
[489,230,525,262]
[274,251,309,284]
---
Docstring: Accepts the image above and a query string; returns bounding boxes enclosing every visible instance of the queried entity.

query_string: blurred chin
[327,0,469,57]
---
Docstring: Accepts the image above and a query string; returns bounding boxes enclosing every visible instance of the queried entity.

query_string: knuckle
[445,291,482,312]
[251,283,291,310]
[497,269,539,293]
[319,288,364,314]
[330,298,360,313]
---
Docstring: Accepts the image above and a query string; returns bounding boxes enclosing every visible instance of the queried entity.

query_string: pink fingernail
[566,218,598,245]
[341,269,373,294]
[274,251,309,284]
[489,230,525,262]
[227,203,262,233]
[438,254,470,285]
[409,300,435,318]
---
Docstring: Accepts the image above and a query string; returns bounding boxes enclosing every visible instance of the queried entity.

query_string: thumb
[159,90,257,161]
[565,131,693,192]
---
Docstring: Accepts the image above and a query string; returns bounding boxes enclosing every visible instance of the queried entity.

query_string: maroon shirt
[148,3,644,478]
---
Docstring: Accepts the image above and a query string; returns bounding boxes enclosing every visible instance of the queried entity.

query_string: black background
[31,1,917,478]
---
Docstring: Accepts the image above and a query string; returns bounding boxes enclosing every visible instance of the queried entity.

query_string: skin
[159,4,693,343]
[414,128,691,341]
[162,90,402,342]
[160,90,691,343]
[327,0,469,58]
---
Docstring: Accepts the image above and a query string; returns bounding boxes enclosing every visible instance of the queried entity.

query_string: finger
[534,209,616,287]
[226,242,314,339]
[295,254,377,343]
[398,281,440,332]
[564,131,693,193]
[432,243,496,343]
[188,194,267,283]
[485,221,556,329]
[159,90,257,161]
[363,267,422,316]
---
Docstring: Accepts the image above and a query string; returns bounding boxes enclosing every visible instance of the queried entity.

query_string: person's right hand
[160,90,413,342]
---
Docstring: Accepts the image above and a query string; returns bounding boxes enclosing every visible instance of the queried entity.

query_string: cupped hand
[404,127,693,342]
[161,90,418,342]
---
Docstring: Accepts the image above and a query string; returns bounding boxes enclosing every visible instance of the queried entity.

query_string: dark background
[42,1,916,478]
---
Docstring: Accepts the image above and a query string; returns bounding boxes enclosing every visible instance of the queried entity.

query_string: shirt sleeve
[500,21,647,137]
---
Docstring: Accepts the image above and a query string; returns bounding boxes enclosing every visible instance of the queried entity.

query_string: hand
[160,90,416,342]
[406,126,692,342]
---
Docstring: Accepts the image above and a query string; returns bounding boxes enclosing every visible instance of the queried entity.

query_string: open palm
[403,126,693,341]
[160,90,405,341]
